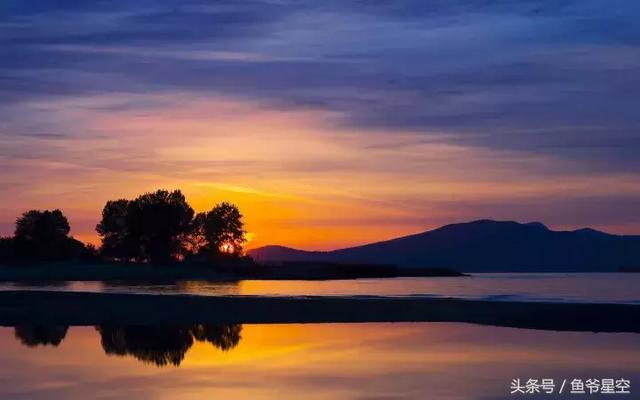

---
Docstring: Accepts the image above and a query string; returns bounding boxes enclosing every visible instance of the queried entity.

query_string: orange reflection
[3,324,640,400]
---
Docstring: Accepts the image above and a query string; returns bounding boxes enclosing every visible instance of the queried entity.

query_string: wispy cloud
[1,1,640,246]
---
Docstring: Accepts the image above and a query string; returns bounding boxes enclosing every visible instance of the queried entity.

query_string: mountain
[248,220,640,272]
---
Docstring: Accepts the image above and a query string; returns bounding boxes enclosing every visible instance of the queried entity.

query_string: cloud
[1,1,639,173]
[2,0,640,243]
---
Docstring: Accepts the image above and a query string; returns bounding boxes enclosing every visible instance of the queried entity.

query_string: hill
[248,220,640,272]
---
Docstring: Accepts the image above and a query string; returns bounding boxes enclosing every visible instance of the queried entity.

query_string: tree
[13,209,73,261]
[96,199,137,261]
[96,190,194,264]
[193,202,246,258]
[129,190,194,264]
[95,190,247,264]
[15,209,70,242]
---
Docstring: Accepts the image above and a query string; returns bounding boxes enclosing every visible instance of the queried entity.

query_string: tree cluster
[0,209,94,263]
[96,189,246,264]
[0,189,246,266]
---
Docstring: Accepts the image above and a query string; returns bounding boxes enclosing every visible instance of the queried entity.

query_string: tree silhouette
[96,199,138,261]
[129,190,194,263]
[193,202,246,258]
[14,326,69,347]
[96,190,194,264]
[96,324,243,367]
[11,209,82,262]
[15,209,70,240]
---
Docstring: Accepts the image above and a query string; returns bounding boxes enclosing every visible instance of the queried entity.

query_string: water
[1,273,639,304]
[1,322,639,399]
[3,275,640,398]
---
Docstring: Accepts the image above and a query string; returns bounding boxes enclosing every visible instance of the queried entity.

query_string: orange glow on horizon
[3,94,640,250]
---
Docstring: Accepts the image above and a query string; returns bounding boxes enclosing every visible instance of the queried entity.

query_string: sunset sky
[1,1,640,250]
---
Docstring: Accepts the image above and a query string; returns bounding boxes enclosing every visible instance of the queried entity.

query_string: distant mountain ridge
[248,220,640,272]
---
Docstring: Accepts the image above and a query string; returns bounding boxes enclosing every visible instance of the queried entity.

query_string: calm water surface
[1,273,639,304]
[1,322,638,399]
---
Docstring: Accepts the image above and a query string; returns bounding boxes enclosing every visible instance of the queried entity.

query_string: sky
[1,0,640,250]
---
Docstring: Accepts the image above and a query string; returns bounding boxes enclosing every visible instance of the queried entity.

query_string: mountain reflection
[98,325,243,366]
[14,326,69,347]
[13,324,242,366]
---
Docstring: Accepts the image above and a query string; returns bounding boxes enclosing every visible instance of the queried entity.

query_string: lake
[2,274,640,398]
[1,322,638,399]
[1,273,639,304]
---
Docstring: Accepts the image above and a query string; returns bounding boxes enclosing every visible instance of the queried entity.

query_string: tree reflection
[96,324,243,366]
[190,324,242,351]
[14,326,69,347]
[97,326,194,366]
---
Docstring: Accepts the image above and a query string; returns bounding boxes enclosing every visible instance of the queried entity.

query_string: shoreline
[0,262,464,282]
[1,290,639,333]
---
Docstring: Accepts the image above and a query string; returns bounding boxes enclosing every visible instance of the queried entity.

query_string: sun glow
[4,93,640,251]
[220,243,235,254]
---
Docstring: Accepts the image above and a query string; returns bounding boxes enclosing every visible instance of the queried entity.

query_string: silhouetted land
[0,262,237,282]
[0,190,250,266]
[250,220,640,272]
[0,261,463,282]
[1,291,639,333]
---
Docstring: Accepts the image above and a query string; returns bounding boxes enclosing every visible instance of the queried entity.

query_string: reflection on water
[12,324,242,367]
[1,273,639,304]
[14,326,69,347]
[1,323,639,399]
[97,325,242,366]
